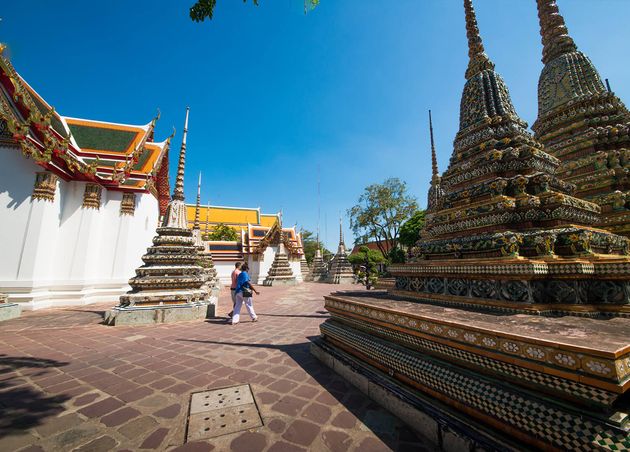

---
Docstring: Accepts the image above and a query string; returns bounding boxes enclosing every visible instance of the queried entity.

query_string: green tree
[190,0,319,22]
[300,228,331,263]
[347,178,418,257]
[348,246,385,288]
[204,223,239,241]
[399,210,426,248]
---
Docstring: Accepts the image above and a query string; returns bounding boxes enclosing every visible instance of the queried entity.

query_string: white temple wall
[289,259,303,282]
[0,148,159,309]
[215,261,236,286]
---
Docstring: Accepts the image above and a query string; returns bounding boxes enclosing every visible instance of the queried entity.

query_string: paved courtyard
[0,283,431,451]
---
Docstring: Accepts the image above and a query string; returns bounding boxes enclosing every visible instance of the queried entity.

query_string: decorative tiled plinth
[317,318,630,451]
[325,294,630,393]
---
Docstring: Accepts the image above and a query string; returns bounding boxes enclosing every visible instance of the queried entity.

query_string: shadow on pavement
[0,355,71,438]
[178,337,416,449]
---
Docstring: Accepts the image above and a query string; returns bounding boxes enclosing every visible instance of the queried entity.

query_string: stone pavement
[0,283,432,451]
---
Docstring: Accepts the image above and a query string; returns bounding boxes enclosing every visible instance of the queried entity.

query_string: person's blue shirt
[235,271,251,294]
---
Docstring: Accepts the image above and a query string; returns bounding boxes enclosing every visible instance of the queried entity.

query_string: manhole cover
[186,384,263,441]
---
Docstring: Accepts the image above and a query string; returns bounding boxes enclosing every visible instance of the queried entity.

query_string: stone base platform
[104,302,214,326]
[327,276,356,285]
[0,303,21,322]
[319,292,630,451]
[263,278,297,287]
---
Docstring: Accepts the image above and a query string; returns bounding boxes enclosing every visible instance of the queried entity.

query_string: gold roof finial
[536,0,577,64]
[463,0,495,80]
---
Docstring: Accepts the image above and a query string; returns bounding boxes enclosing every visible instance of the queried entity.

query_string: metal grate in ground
[186,384,263,441]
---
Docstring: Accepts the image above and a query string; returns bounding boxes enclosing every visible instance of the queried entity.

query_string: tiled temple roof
[0,43,170,194]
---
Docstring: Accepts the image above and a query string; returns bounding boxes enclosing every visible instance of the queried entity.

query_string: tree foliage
[347,178,418,257]
[348,246,385,271]
[190,0,319,22]
[300,229,331,264]
[399,210,426,248]
[204,223,239,241]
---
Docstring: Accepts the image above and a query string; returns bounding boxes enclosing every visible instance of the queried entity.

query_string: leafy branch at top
[190,0,319,22]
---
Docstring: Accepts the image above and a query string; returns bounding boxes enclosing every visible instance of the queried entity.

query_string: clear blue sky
[3,0,629,250]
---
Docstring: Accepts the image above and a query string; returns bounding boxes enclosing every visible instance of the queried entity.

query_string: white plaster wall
[0,146,159,309]
[215,261,236,285]
[290,259,303,283]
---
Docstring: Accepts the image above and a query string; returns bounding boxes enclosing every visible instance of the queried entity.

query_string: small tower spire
[193,172,201,231]
[536,0,577,64]
[173,106,189,201]
[339,216,344,245]
[429,110,438,180]
[463,0,495,80]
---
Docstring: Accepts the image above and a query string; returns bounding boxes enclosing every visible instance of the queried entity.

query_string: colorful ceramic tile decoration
[316,1,630,450]
[533,0,630,238]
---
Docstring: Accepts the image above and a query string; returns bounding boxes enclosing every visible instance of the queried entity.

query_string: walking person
[227,262,242,318]
[232,263,259,325]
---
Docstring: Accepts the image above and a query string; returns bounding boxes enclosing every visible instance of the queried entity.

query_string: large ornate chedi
[312,1,630,450]
[532,0,630,237]
[326,221,355,284]
[106,108,209,325]
[311,248,328,282]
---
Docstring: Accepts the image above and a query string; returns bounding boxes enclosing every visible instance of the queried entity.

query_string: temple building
[183,203,305,284]
[313,1,630,450]
[532,0,630,237]
[0,45,171,310]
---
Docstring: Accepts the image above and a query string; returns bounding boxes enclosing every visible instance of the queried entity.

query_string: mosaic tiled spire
[536,0,577,65]
[117,107,208,311]
[327,217,354,284]
[173,106,189,202]
[532,0,630,236]
[418,0,626,260]
[427,110,444,211]
[463,0,494,80]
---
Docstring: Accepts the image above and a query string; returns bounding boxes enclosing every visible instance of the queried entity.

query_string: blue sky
[3,0,629,250]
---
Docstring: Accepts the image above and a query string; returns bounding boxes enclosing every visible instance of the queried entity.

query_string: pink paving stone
[149,378,176,390]
[271,395,309,417]
[118,386,154,403]
[78,397,124,418]
[140,427,169,449]
[267,441,306,452]
[267,379,299,393]
[256,392,280,405]
[315,391,339,406]
[229,432,267,452]
[292,385,320,399]
[170,441,215,452]
[322,430,353,451]
[164,383,193,395]
[281,419,321,447]
[154,403,181,419]
[331,411,357,429]
[301,403,332,424]
[100,407,141,427]
[268,418,286,434]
